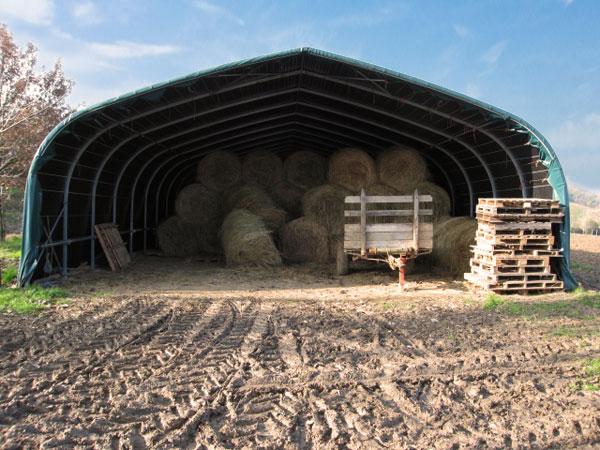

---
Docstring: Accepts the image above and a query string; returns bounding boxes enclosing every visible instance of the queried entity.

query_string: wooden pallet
[464,272,564,291]
[476,231,554,244]
[476,212,564,224]
[476,222,553,234]
[476,204,562,216]
[95,223,131,271]
[471,252,550,266]
[470,245,561,257]
[469,266,556,283]
[470,259,551,275]
[477,198,560,208]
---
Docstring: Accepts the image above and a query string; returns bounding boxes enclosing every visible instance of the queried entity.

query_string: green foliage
[1,266,17,284]
[585,358,600,377]
[575,288,600,309]
[483,293,504,310]
[0,235,21,260]
[0,286,69,314]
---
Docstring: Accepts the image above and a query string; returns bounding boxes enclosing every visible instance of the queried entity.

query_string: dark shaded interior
[32,49,554,279]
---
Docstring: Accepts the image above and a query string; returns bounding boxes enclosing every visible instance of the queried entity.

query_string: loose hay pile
[279,217,328,263]
[225,185,287,231]
[302,183,351,238]
[328,147,376,191]
[431,216,477,276]
[242,150,284,188]
[175,183,222,226]
[376,146,428,192]
[221,209,282,267]
[196,150,241,192]
[284,150,327,190]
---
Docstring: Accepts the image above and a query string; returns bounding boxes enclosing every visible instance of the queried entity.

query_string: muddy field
[0,235,599,448]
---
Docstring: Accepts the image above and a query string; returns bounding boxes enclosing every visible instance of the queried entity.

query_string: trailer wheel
[336,242,349,275]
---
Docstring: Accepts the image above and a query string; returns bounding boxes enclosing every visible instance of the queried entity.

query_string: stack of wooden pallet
[464,198,564,294]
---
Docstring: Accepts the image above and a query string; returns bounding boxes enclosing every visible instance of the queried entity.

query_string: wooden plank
[360,189,366,256]
[345,223,434,233]
[345,230,434,241]
[413,189,419,253]
[477,222,553,231]
[344,238,433,249]
[94,223,130,272]
[344,209,433,217]
[345,194,433,203]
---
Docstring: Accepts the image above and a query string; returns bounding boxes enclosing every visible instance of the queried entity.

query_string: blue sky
[2,0,600,190]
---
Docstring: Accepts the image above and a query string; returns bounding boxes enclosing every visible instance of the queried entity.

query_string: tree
[584,218,599,235]
[0,24,73,239]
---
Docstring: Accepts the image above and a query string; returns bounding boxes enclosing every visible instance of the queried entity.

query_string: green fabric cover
[18,48,576,288]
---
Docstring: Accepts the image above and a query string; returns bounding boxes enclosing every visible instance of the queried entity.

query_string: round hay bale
[242,150,283,188]
[157,216,200,257]
[302,183,351,238]
[431,216,477,277]
[175,183,222,226]
[363,183,400,224]
[328,147,376,191]
[284,150,327,190]
[376,146,428,192]
[364,182,398,196]
[221,209,282,267]
[195,222,222,254]
[225,185,273,211]
[253,207,288,231]
[269,180,304,217]
[225,185,287,230]
[196,150,242,192]
[279,217,328,263]
[416,181,451,222]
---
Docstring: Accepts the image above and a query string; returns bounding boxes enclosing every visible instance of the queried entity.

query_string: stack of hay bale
[464,198,564,293]
[156,144,471,273]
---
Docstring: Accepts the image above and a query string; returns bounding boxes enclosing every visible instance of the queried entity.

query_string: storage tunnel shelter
[18,48,576,288]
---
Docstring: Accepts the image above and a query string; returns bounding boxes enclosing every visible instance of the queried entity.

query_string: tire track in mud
[0,297,143,373]
[1,297,599,449]
[213,306,309,449]
[153,300,268,449]
[0,298,172,443]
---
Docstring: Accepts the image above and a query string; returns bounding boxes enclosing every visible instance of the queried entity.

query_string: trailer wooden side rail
[339,188,434,289]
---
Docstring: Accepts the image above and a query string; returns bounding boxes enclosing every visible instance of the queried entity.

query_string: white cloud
[465,82,481,99]
[88,41,182,59]
[72,1,102,25]
[192,0,244,26]
[0,0,54,25]
[563,0,575,6]
[548,113,600,150]
[482,40,508,65]
[453,24,469,38]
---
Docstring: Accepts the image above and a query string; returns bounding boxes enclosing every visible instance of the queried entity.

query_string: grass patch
[572,358,600,392]
[1,266,17,285]
[550,325,578,337]
[483,293,504,310]
[0,235,22,260]
[571,261,594,272]
[585,358,600,377]
[483,288,600,319]
[382,302,397,310]
[0,286,69,314]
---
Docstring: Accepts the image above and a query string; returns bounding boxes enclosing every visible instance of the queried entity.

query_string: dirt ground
[0,236,599,448]
[571,233,600,290]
